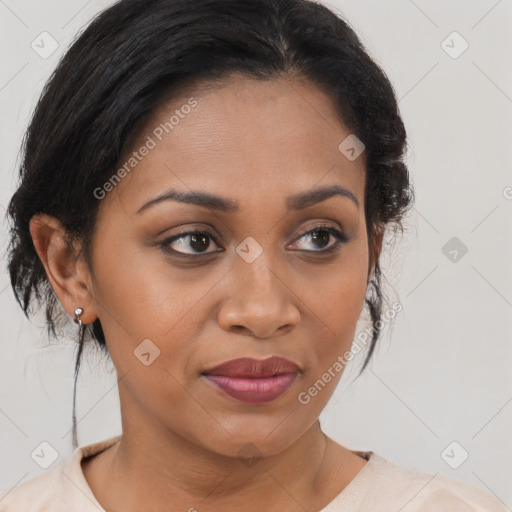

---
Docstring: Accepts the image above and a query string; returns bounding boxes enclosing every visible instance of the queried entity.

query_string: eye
[289,224,348,254]
[158,230,222,256]
[157,224,348,259]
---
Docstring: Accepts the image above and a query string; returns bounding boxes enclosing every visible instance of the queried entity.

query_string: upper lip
[202,356,301,378]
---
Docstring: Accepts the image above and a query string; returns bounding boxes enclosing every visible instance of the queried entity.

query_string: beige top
[0,435,508,511]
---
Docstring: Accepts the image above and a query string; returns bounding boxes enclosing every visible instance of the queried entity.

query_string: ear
[29,214,98,325]
[367,222,384,281]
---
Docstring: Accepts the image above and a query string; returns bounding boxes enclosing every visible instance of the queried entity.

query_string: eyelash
[293,224,348,255]
[157,224,348,259]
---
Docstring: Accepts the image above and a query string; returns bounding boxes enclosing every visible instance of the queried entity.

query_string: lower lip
[204,373,298,404]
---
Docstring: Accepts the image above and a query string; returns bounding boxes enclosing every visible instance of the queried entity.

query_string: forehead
[103,74,366,214]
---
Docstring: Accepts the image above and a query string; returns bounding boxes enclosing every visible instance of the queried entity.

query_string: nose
[216,251,300,339]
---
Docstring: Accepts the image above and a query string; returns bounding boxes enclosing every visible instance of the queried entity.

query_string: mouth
[201,356,301,404]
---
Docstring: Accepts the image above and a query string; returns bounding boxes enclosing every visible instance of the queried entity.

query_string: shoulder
[360,452,509,511]
[0,435,121,512]
[0,463,65,512]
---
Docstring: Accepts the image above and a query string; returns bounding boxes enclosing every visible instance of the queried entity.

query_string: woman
[1,0,507,510]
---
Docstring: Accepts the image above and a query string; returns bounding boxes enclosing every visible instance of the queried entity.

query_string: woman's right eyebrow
[136,189,239,214]
[135,183,359,215]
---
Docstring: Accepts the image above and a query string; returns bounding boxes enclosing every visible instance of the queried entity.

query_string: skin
[30,73,383,512]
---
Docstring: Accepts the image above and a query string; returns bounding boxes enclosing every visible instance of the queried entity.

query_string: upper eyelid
[164,223,342,240]
[294,223,338,237]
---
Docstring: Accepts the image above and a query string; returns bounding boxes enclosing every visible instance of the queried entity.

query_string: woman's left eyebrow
[136,184,359,215]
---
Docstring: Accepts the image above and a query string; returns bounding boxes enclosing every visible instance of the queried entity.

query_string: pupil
[190,233,210,252]
[312,230,330,249]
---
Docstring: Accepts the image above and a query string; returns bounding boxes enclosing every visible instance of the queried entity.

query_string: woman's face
[85,74,375,458]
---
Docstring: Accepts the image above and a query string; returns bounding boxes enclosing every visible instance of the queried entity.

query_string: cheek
[296,236,369,329]
[89,230,221,386]
[293,258,368,410]
[295,238,369,375]
[90,228,197,334]
[88,241,203,414]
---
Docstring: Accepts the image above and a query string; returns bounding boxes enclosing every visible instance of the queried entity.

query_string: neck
[112,420,329,507]
[85,389,365,511]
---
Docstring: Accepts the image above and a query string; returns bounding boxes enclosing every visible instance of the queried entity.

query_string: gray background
[1,0,511,506]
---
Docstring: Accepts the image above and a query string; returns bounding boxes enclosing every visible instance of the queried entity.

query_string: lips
[202,356,301,378]
[202,356,301,404]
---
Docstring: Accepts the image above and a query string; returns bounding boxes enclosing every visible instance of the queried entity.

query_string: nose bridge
[217,236,299,337]
[234,238,284,302]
